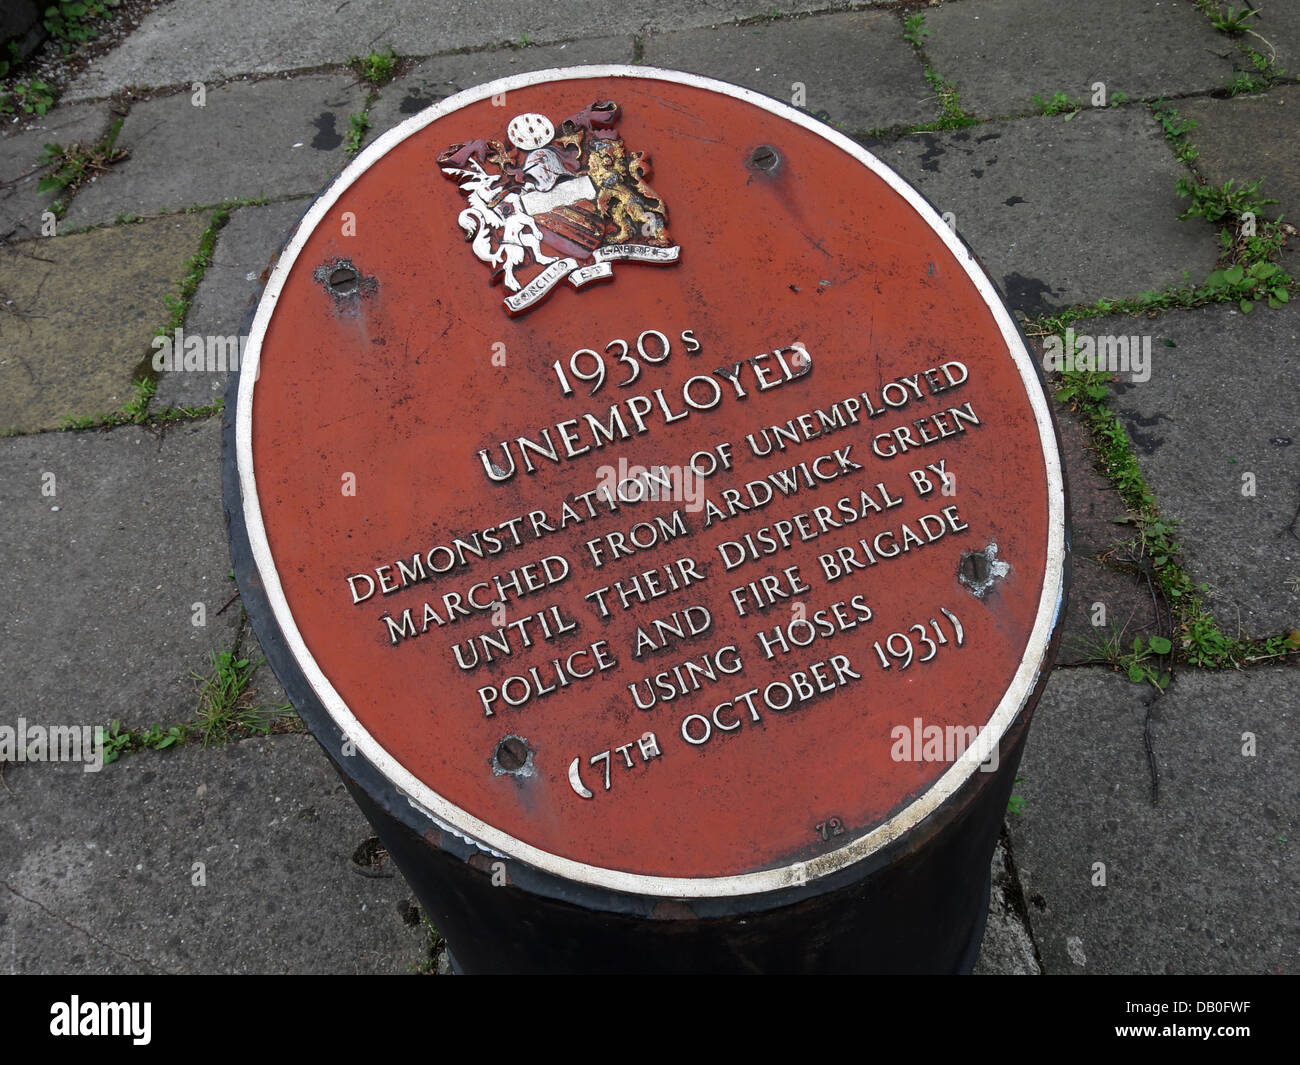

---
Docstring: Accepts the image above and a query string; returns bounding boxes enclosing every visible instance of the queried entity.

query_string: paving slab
[63,1,882,101]
[0,214,206,432]
[1093,302,1300,636]
[366,38,636,143]
[0,101,110,243]
[1059,559,1164,667]
[865,109,1219,315]
[154,199,309,410]
[923,0,1238,118]
[1250,3,1300,75]
[62,75,366,229]
[0,733,429,973]
[1008,666,1297,974]
[0,419,245,733]
[1177,84,1300,225]
[0,102,111,172]
[643,11,938,132]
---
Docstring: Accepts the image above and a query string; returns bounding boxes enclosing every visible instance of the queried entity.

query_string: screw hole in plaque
[493,735,534,777]
[748,144,780,173]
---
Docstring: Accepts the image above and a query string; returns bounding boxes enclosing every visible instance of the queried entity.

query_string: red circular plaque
[236,68,1066,897]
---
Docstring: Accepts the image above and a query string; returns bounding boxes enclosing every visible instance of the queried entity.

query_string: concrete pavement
[2,0,1295,974]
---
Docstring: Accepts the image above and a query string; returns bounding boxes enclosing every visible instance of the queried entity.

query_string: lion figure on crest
[585,139,670,246]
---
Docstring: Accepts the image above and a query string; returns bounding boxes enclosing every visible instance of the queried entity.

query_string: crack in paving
[995,823,1043,972]
[2,880,175,975]
[1282,481,1300,542]
[1142,692,1161,806]
[1134,552,1172,805]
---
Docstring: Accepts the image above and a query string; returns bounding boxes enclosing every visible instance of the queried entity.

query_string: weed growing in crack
[899,13,978,132]
[100,720,187,765]
[38,117,128,213]
[1175,176,1292,312]
[349,46,398,88]
[1152,99,1199,165]
[191,649,296,745]
[1032,90,1082,117]
[919,67,979,131]
[1225,47,1294,95]
[903,12,928,48]
[1176,176,1275,224]
[346,111,371,157]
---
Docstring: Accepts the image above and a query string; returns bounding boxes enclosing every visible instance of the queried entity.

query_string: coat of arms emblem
[438,100,680,315]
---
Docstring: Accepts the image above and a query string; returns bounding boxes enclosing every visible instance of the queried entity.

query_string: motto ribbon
[504,244,682,314]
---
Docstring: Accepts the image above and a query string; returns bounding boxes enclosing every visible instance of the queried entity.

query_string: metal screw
[961,552,990,585]
[495,736,528,772]
[328,265,359,293]
[750,144,780,172]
